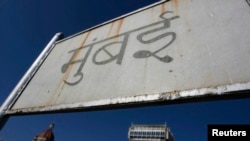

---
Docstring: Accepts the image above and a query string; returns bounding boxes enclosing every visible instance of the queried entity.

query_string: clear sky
[0,0,249,141]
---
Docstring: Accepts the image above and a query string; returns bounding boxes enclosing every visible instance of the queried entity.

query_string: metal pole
[0,32,64,130]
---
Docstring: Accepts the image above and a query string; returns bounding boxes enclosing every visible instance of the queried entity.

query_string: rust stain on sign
[107,18,124,42]
[116,18,124,35]
[108,18,124,36]
[52,31,91,102]
[161,2,166,13]
[171,0,179,12]
[62,31,91,83]
[107,22,115,37]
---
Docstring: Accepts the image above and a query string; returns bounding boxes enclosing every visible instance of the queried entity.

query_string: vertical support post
[0,32,64,130]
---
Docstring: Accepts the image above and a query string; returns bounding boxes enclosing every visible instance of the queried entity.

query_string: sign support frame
[0,33,64,130]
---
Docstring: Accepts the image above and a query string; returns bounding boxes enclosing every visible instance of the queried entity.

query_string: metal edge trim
[6,82,250,115]
[54,0,169,44]
[0,33,63,117]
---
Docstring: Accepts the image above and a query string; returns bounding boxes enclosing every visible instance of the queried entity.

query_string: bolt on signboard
[1,0,250,119]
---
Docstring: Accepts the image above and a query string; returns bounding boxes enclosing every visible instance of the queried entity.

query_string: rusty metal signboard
[7,0,250,114]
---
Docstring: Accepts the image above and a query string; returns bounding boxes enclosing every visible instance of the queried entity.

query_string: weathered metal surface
[0,33,63,117]
[8,0,250,114]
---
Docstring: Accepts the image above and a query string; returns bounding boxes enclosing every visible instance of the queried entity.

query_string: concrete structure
[128,123,174,141]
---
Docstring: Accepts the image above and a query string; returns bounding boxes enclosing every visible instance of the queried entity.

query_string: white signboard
[9,0,250,114]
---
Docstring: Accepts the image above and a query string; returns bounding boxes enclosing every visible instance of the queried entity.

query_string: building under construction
[128,123,174,141]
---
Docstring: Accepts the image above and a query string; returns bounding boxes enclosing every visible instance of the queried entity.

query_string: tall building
[128,123,174,141]
[33,123,54,141]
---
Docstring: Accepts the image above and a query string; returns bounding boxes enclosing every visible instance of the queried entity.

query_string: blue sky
[0,0,249,140]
